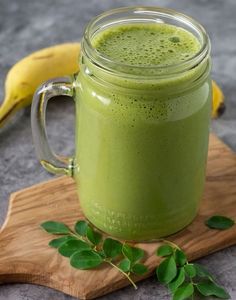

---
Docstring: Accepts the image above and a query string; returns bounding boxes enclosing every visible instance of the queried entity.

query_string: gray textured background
[0,0,236,299]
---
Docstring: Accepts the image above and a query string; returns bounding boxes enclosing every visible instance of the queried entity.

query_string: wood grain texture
[0,134,236,299]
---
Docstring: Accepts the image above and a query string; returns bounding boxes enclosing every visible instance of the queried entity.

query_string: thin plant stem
[69,230,95,246]
[158,239,181,250]
[107,261,138,290]
[69,230,85,242]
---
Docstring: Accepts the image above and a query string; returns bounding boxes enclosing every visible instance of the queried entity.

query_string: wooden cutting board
[0,134,236,299]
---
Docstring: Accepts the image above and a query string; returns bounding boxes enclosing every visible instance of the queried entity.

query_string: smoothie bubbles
[32,7,211,241]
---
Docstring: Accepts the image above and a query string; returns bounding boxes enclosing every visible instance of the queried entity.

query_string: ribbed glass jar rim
[81,6,211,79]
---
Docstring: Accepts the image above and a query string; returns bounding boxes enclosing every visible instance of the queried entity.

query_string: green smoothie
[75,23,211,240]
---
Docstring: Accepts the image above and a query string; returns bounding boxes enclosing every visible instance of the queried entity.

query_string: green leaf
[197,281,230,299]
[156,244,173,257]
[173,283,194,300]
[49,236,76,248]
[131,263,148,275]
[122,244,145,263]
[58,240,91,257]
[193,263,214,281]
[40,221,70,234]
[74,220,88,236]
[205,215,235,230]
[175,249,187,266]
[70,250,103,269]
[169,267,185,293]
[184,264,196,278]
[118,258,131,272]
[103,238,122,259]
[86,226,102,245]
[156,256,177,284]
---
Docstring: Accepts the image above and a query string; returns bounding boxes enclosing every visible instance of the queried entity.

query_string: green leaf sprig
[41,219,231,299]
[156,242,230,300]
[41,220,148,289]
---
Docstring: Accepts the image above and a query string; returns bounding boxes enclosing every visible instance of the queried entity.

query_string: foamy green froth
[92,23,201,67]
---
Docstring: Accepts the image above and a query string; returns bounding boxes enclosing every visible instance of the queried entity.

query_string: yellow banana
[0,43,80,127]
[212,80,225,119]
[0,43,224,127]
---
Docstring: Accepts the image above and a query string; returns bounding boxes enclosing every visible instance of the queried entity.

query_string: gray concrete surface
[0,0,236,299]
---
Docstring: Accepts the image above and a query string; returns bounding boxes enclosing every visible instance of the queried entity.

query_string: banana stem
[0,96,25,128]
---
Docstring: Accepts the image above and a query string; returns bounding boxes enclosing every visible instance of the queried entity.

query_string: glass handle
[31,76,75,176]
